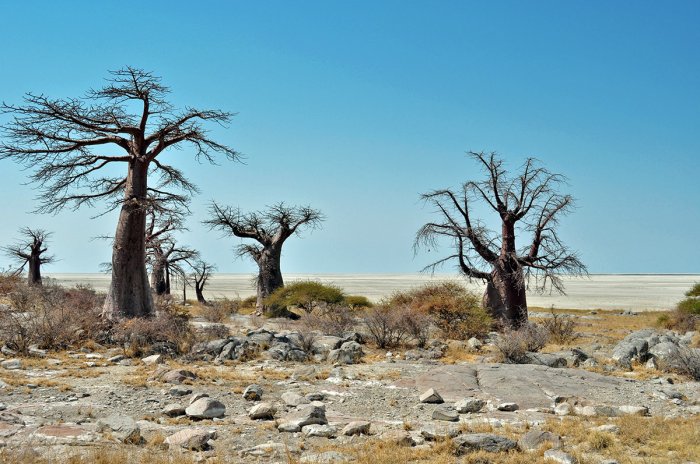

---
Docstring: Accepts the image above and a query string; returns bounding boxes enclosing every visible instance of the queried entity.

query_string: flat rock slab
[396,363,647,410]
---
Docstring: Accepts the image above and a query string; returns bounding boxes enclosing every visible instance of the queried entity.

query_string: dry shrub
[386,282,492,341]
[396,305,433,348]
[657,346,700,380]
[0,273,21,295]
[362,305,408,348]
[540,311,578,344]
[112,306,193,357]
[0,282,106,354]
[659,309,698,332]
[199,298,239,323]
[299,306,356,337]
[195,323,230,341]
[495,322,549,363]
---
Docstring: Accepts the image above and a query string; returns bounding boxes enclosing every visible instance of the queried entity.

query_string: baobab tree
[205,202,324,312]
[3,228,55,286]
[415,152,586,328]
[0,67,238,318]
[189,259,215,304]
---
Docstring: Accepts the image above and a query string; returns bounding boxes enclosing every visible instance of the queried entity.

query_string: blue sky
[0,1,698,274]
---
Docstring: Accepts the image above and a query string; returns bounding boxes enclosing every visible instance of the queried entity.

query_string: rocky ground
[0,310,698,464]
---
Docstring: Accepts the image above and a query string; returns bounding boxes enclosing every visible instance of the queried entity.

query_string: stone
[455,398,485,413]
[287,349,309,362]
[518,429,561,451]
[420,423,461,441]
[169,386,192,397]
[191,338,229,357]
[432,405,459,422]
[141,354,162,365]
[574,405,619,417]
[300,451,353,463]
[327,341,364,364]
[243,384,263,401]
[419,388,444,404]
[1,359,21,370]
[189,392,209,404]
[306,392,326,401]
[341,420,371,436]
[164,428,212,450]
[108,355,126,363]
[282,391,310,407]
[302,424,337,438]
[162,403,186,417]
[618,405,649,416]
[467,337,483,350]
[497,402,519,411]
[554,403,572,416]
[241,441,292,458]
[96,414,141,444]
[522,352,568,368]
[383,429,415,447]
[453,433,518,454]
[278,403,328,432]
[249,402,276,420]
[544,449,576,464]
[593,424,620,434]
[185,397,226,419]
[160,369,197,384]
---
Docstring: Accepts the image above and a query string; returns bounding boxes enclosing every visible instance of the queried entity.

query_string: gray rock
[191,338,229,356]
[554,403,572,416]
[96,415,141,444]
[420,423,461,440]
[544,449,576,464]
[432,406,459,422]
[169,386,192,397]
[243,384,263,401]
[518,429,561,451]
[382,429,415,447]
[164,428,212,450]
[618,405,649,416]
[282,391,310,407]
[302,424,337,438]
[246,328,275,345]
[107,355,126,363]
[185,397,226,419]
[341,421,371,436]
[497,402,519,411]
[453,433,518,453]
[189,392,209,405]
[467,337,483,350]
[419,388,444,404]
[574,405,619,417]
[522,352,568,368]
[287,349,309,362]
[0,359,21,370]
[249,402,276,420]
[162,403,186,417]
[278,403,328,432]
[327,341,363,364]
[141,354,162,365]
[300,451,353,463]
[593,424,620,434]
[404,348,443,360]
[455,398,485,413]
[306,392,326,401]
[160,369,197,384]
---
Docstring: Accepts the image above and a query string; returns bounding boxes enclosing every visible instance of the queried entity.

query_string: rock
[141,354,162,365]
[327,341,363,364]
[518,429,561,451]
[1,359,21,370]
[618,405,649,416]
[419,388,444,404]
[241,441,293,458]
[108,355,126,363]
[160,369,197,384]
[164,428,212,450]
[646,358,658,369]
[191,338,229,357]
[341,420,371,436]
[278,403,328,432]
[185,397,226,419]
[216,340,240,361]
[162,403,186,417]
[521,352,568,368]
[455,398,485,413]
[189,392,209,405]
[300,451,353,463]
[306,392,326,401]
[249,402,276,420]
[383,429,415,447]
[574,405,619,417]
[243,384,263,401]
[311,336,343,356]
[96,414,141,444]
[432,406,459,422]
[467,337,483,350]
[554,403,572,416]
[420,423,461,440]
[544,449,577,464]
[282,391,310,407]
[287,349,309,362]
[497,402,519,411]
[611,331,652,368]
[302,424,337,438]
[593,424,620,434]
[453,433,518,454]
[32,424,97,443]
[169,386,192,397]
[404,348,443,360]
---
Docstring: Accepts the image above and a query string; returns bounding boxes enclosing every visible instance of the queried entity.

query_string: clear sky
[0,1,698,275]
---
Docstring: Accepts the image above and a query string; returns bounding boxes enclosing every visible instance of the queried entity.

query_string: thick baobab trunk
[150,256,167,295]
[490,262,528,329]
[482,280,506,321]
[103,161,153,318]
[27,255,42,286]
[255,245,284,311]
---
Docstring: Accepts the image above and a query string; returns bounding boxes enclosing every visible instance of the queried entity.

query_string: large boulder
[96,415,141,444]
[164,428,213,450]
[521,352,568,368]
[327,341,363,364]
[185,397,226,419]
[455,398,485,413]
[249,402,276,420]
[453,433,517,454]
[277,403,328,432]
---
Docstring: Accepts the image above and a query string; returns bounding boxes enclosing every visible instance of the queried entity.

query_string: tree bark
[490,261,528,329]
[255,245,284,311]
[27,255,42,286]
[103,160,153,318]
[150,256,167,295]
[195,283,206,304]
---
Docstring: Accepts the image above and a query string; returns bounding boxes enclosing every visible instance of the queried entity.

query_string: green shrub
[264,281,345,315]
[344,295,373,309]
[663,282,700,331]
[386,282,492,340]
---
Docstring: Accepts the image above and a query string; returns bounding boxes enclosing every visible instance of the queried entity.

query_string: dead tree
[0,67,238,318]
[3,228,55,286]
[189,259,215,304]
[415,152,586,328]
[205,202,324,311]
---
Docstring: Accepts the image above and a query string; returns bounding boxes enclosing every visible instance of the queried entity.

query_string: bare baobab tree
[415,152,586,328]
[3,228,55,286]
[205,202,324,312]
[0,67,238,318]
[189,259,215,304]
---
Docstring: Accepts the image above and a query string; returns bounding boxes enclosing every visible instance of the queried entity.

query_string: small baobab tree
[0,67,238,318]
[189,259,215,304]
[205,202,324,312]
[3,228,55,286]
[415,152,586,328]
